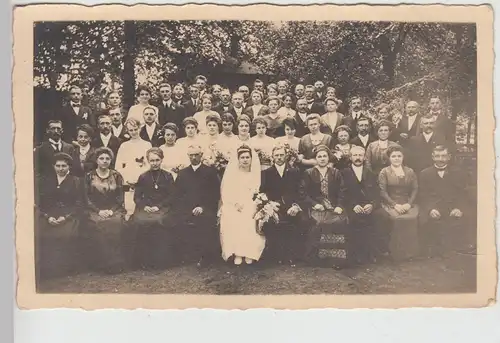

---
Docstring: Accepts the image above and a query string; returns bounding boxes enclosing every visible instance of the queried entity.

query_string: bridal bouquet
[283,143,299,167]
[256,149,272,166]
[213,150,229,172]
[253,192,280,235]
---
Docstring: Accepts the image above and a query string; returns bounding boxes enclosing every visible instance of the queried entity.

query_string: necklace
[151,170,161,190]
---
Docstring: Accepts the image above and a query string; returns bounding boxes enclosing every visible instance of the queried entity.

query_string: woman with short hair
[193,94,220,136]
[159,123,188,180]
[365,120,400,175]
[126,85,159,127]
[298,113,335,169]
[250,117,276,171]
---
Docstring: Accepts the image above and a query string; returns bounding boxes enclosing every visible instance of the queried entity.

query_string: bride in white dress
[219,144,265,265]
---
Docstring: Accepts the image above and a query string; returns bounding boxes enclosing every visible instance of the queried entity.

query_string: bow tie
[71,102,81,107]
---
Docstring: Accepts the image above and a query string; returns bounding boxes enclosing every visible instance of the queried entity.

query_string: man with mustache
[428,96,455,144]
[419,145,469,258]
[34,120,79,178]
[341,145,379,265]
[342,96,370,135]
[92,114,121,168]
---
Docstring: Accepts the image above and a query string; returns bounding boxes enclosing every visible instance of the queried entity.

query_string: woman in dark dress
[300,145,349,268]
[83,146,129,274]
[131,147,175,269]
[35,153,83,282]
[365,120,400,176]
[331,125,353,170]
[376,145,419,261]
[298,113,336,170]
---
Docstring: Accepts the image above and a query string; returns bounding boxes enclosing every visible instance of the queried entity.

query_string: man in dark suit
[213,88,234,115]
[398,101,422,146]
[237,85,251,109]
[57,85,95,142]
[183,85,202,118]
[140,106,164,147]
[260,145,308,265]
[92,114,121,168]
[156,83,186,129]
[304,85,324,114]
[314,80,326,101]
[108,107,129,141]
[293,97,311,138]
[172,83,186,105]
[228,92,247,122]
[34,120,79,178]
[406,115,447,173]
[349,117,376,149]
[419,145,469,257]
[428,96,455,144]
[173,145,221,267]
[342,96,371,135]
[341,146,379,265]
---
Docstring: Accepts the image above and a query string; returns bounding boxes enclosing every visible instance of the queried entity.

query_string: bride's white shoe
[244,257,254,265]
[234,256,243,265]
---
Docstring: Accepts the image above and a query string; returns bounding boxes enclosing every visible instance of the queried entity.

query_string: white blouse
[115,138,152,185]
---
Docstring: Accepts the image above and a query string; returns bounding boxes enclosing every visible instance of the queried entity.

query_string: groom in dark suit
[341,145,379,265]
[57,85,95,142]
[173,145,221,267]
[260,145,308,265]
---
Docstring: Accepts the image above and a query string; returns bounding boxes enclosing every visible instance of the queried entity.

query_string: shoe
[244,257,254,265]
[234,256,243,265]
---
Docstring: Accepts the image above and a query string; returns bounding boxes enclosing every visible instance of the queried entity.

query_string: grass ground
[38,250,476,295]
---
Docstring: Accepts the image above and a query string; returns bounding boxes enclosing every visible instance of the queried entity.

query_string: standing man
[92,114,121,167]
[349,116,376,149]
[428,96,455,144]
[253,79,265,95]
[342,96,369,135]
[213,88,233,115]
[156,83,185,128]
[238,85,251,109]
[195,75,208,98]
[229,92,247,121]
[294,84,305,100]
[260,145,308,265]
[304,85,324,114]
[140,106,164,147]
[406,115,447,173]
[341,146,379,265]
[314,80,326,101]
[183,85,202,118]
[173,145,221,267]
[293,97,311,138]
[398,100,422,146]
[172,83,186,105]
[58,85,95,142]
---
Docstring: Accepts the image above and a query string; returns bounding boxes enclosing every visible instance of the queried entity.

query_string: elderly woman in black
[300,145,349,268]
[35,153,83,282]
[84,146,129,274]
[131,147,175,269]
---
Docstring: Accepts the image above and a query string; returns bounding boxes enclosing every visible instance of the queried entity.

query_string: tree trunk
[123,21,137,109]
[378,24,409,90]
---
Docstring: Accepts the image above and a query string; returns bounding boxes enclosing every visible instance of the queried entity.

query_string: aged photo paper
[13,3,496,309]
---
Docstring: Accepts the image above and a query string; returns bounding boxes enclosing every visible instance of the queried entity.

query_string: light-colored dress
[277,106,296,118]
[193,110,221,136]
[219,144,265,261]
[217,133,238,159]
[160,143,189,180]
[199,134,220,164]
[275,135,300,151]
[127,104,159,127]
[250,135,276,170]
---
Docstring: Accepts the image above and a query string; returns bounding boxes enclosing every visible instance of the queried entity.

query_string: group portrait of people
[34,75,471,282]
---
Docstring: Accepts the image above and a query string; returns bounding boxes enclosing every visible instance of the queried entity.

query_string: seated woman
[331,125,353,170]
[298,113,335,170]
[300,145,349,268]
[84,147,129,274]
[376,145,419,261]
[250,117,276,171]
[262,96,286,138]
[35,153,83,282]
[131,148,175,270]
[74,124,96,176]
[159,123,189,180]
[365,120,399,175]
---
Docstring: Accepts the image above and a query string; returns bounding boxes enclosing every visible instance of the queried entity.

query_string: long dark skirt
[304,210,349,267]
[131,209,175,269]
[262,214,307,264]
[376,205,419,261]
[85,211,133,274]
[348,212,377,264]
[35,215,81,283]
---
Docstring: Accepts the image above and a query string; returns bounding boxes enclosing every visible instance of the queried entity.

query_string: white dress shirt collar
[423,131,433,142]
[351,164,363,181]
[275,163,286,177]
[145,122,156,140]
[100,132,112,147]
[79,144,91,156]
[358,134,369,146]
[191,163,201,171]
[112,124,123,137]
[408,114,417,129]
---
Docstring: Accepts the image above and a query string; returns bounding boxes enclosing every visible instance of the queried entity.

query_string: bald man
[172,145,221,267]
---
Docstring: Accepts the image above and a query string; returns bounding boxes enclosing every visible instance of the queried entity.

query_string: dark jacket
[300,167,346,210]
[341,165,379,211]
[34,140,79,178]
[57,104,96,142]
[139,123,165,148]
[133,169,175,211]
[406,132,447,173]
[156,100,186,128]
[35,173,83,220]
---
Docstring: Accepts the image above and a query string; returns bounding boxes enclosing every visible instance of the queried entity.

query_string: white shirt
[352,111,362,120]
[234,106,243,117]
[351,165,363,182]
[112,124,123,138]
[275,163,286,177]
[145,123,156,140]
[423,131,433,142]
[298,111,307,123]
[408,114,417,130]
[191,163,201,172]
[79,144,91,156]
[48,138,62,151]
[358,134,369,147]
[438,170,445,178]
[71,102,81,114]
[252,104,263,115]
[100,133,112,147]
[163,99,173,108]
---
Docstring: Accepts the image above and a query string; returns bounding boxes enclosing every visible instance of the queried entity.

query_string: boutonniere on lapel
[82,112,88,120]
[135,156,145,167]
[124,133,130,139]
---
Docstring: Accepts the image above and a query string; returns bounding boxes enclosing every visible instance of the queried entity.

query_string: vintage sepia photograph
[13,4,495,309]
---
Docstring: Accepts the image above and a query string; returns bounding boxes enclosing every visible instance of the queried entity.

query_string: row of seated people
[35,140,471,282]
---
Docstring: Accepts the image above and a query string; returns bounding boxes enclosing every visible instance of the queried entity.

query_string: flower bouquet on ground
[253,192,280,236]
[283,143,299,167]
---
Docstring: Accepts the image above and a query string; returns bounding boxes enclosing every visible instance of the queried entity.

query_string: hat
[312,144,332,158]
